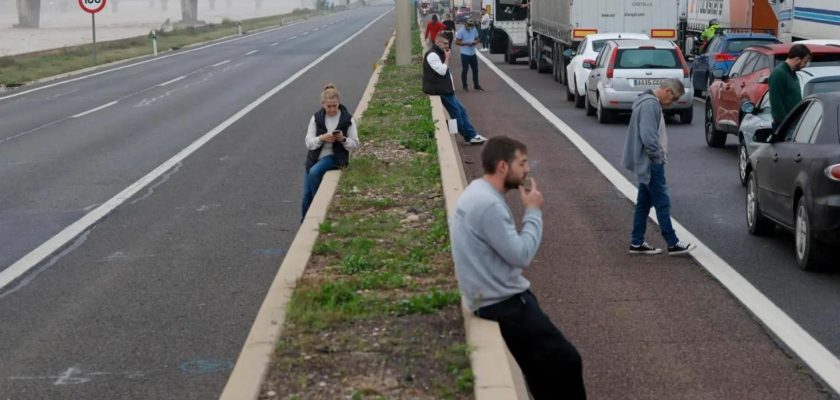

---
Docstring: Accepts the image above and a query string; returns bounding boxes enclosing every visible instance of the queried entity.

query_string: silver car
[738,66,840,186]
[584,39,694,124]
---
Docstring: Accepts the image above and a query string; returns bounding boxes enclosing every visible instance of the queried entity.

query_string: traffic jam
[470,0,840,270]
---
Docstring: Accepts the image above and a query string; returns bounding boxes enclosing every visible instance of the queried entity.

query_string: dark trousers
[461,53,479,89]
[476,291,587,400]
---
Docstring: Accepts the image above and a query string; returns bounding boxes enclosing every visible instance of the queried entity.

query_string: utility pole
[395,0,412,65]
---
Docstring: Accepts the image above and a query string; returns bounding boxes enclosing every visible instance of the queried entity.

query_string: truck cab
[489,0,529,64]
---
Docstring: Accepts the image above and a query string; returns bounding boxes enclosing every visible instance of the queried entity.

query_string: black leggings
[476,291,587,400]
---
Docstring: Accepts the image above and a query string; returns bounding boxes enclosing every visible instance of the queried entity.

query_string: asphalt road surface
[0,4,394,399]
[475,51,840,371]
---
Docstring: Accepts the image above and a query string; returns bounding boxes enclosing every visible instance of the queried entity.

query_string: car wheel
[596,95,612,123]
[680,107,693,124]
[738,139,749,187]
[584,87,596,116]
[746,171,774,236]
[566,76,575,101]
[705,101,727,147]
[574,78,585,108]
[795,199,826,271]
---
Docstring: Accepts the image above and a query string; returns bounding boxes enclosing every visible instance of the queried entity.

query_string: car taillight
[825,164,840,181]
[675,47,689,78]
[606,47,618,79]
[714,53,737,63]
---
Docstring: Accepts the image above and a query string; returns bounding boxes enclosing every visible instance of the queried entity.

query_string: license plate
[635,79,664,86]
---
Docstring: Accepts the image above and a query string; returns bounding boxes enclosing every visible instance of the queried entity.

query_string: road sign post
[79,0,107,64]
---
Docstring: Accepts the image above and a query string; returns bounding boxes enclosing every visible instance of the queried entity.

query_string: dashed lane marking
[70,101,118,118]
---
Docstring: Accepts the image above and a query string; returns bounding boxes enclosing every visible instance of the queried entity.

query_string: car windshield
[775,53,840,67]
[725,39,778,53]
[616,49,679,69]
[804,79,840,96]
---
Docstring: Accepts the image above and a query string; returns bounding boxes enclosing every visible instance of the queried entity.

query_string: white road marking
[313,28,319,31]
[289,35,298,40]
[211,60,231,67]
[302,31,310,36]
[245,49,259,56]
[0,9,393,292]
[70,101,118,118]
[157,75,186,87]
[271,42,280,46]
[476,50,840,396]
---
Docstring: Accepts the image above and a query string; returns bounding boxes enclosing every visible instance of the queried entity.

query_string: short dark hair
[788,44,812,60]
[481,136,527,174]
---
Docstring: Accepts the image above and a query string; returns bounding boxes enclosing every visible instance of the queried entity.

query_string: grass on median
[260,23,473,400]
[0,8,325,87]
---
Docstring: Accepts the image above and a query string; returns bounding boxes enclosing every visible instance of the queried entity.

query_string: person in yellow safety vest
[701,19,721,42]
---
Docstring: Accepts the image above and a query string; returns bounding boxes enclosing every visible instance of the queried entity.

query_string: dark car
[455,6,470,23]
[705,43,840,148]
[690,32,780,97]
[744,92,840,271]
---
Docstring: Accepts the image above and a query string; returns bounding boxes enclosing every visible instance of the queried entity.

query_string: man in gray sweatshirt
[449,136,586,399]
[621,79,695,255]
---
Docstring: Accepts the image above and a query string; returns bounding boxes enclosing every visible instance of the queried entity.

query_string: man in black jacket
[423,35,487,144]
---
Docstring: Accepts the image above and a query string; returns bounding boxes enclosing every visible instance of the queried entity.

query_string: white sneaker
[469,134,487,144]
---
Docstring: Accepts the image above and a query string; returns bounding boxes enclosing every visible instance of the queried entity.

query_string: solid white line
[0,17,312,102]
[70,101,118,118]
[157,75,186,87]
[211,60,231,67]
[475,50,840,395]
[245,49,259,56]
[0,9,393,292]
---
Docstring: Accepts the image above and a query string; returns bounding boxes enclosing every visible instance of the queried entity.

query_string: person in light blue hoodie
[621,79,695,256]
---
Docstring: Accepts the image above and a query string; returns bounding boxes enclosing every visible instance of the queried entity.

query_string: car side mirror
[758,75,769,84]
[753,127,774,143]
[563,48,575,59]
[741,101,756,115]
[713,69,728,81]
[582,59,596,69]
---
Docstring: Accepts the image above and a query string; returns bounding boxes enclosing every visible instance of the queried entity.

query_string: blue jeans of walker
[631,162,678,247]
[461,53,479,88]
[302,155,336,220]
[440,94,478,141]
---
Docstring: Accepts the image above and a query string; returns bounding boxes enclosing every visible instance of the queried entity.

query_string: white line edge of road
[475,50,840,395]
[0,8,394,292]
[0,10,340,102]
[70,101,118,118]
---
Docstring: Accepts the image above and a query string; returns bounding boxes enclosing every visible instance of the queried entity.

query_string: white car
[565,32,649,108]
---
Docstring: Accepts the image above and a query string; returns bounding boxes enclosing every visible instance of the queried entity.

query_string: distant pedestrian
[456,19,483,91]
[424,14,446,47]
[422,35,487,144]
[441,13,456,46]
[770,44,811,129]
[301,83,359,220]
[450,136,587,400]
[479,10,491,51]
[621,79,695,255]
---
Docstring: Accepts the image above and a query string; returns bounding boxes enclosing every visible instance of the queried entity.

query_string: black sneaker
[629,242,662,255]
[667,241,696,256]
[474,86,485,91]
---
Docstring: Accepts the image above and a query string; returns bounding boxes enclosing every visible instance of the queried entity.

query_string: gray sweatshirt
[449,178,543,311]
[621,91,666,185]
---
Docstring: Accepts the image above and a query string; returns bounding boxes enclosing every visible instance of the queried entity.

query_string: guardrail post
[150,29,158,56]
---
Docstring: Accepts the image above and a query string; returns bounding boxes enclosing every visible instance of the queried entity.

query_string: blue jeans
[461,53,479,88]
[480,29,489,49]
[440,94,478,141]
[631,162,678,247]
[302,155,336,220]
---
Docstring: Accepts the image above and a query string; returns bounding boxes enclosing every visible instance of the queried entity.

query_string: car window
[577,39,587,55]
[753,55,771,72]
[706,37,720,54]
[616,48,679,68]
[596,44,611,67]
[778,101,810,141]
[741,52,760,75]
[775,53,840,67]
[792,101,823,144]
[759,92,770,111]
[728,52,752,76]
[804,79,840,96]
[724,39,778,53]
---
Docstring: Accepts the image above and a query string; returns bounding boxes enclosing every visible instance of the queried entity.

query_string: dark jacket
[769,62,801,123]
[306,104,353,172]
[423,45,455,96]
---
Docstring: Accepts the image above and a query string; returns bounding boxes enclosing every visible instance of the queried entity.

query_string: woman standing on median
[301,83,359,221]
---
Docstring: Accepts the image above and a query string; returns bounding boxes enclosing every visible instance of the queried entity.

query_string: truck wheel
[558,44,567,85]
[537,38,550,73]
[552,44,560,82]
[528,37,537,70]
[506,39,516,65]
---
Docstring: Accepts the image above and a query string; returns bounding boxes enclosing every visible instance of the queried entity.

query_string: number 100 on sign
[79,0,107,13]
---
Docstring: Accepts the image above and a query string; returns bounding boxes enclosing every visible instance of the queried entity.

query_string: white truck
[777,0,840,42]
[527,0,681,85]
[487,0,530,65]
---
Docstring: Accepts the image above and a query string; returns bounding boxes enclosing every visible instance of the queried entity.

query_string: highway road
[0,4,394,399]
[474,50,840,378]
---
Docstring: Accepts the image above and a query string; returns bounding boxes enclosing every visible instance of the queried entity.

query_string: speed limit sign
[79,0,107,13]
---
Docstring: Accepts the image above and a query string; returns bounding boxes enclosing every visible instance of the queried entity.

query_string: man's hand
[519,178,543,209]
[444,48,451,62]
[319,133,338,143]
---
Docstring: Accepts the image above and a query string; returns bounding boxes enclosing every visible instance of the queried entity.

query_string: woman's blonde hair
[321,83,340,102]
